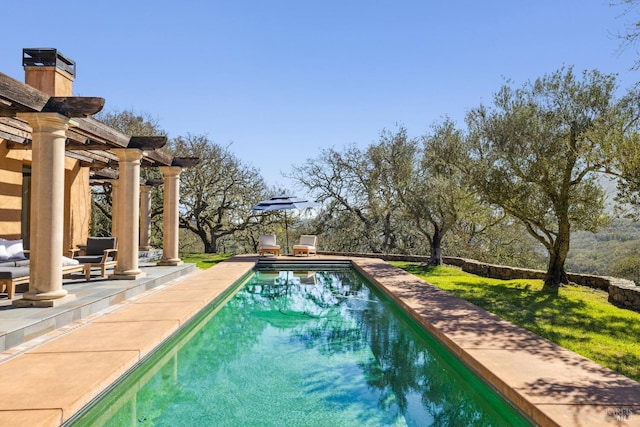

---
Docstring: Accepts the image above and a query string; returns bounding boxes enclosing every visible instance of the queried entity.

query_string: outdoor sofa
[0,238,86,299]
[0,237,118,300]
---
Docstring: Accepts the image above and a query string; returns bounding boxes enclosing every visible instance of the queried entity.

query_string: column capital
[159,165,183,178]
[17,111,77,131]
[111,148,144,162]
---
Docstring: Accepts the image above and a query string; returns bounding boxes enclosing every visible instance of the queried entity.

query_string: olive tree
[465,67,622,290]
[169,134,268,253]
[292,124,493,261]
[291,127,414,254]
[401,119,486,265]
[611,0,640,70]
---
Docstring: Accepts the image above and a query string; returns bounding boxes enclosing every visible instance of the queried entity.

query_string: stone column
[110,149,146,280]
[110,179,119,239]
[158,166,183,266]
[15,112,75,305]
[139,184,152,250]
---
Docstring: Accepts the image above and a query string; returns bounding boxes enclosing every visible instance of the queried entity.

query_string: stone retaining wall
[319,251,640,311]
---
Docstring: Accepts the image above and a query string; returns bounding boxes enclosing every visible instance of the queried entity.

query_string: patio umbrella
[251,195,311,254]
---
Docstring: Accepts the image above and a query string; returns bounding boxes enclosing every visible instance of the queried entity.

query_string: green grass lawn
[390,261,640,383]
[181,253,233,269]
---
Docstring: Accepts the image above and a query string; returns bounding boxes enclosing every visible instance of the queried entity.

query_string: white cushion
[62,256,80,266]
[293,245,316,251]
[298,235,317,246]
[259,234,277,247]
[260,244,280,248]
[5,239,26,260]
[0,240,8,261]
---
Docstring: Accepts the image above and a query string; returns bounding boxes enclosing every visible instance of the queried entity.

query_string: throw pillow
[5,239,26,260]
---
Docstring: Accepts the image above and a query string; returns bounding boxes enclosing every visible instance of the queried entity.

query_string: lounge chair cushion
[258,234,279,248]
[85,237,117,256]
[258,235,280,250]
[292,235,317,256]
[258,234,280,256]
[0,243,8,261]
[0,267,30,280]
[62,256,80,266]
[73,255,111,264]
[297,235,316,247]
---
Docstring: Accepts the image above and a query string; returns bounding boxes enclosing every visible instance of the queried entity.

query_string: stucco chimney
[22,48,76,97]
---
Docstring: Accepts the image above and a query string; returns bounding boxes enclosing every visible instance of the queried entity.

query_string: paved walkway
[0,255,637,426]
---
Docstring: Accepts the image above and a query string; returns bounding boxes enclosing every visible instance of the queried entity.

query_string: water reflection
[72,269,530,427]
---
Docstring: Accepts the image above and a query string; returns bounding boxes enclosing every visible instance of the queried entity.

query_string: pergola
[0,66,198,307]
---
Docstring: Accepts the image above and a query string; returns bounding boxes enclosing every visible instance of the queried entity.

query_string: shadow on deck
[0,260,197,354]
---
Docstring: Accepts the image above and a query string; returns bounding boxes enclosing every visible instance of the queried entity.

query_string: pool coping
[0,255,637,426]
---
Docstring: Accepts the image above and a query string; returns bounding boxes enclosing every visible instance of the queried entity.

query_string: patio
[0,257,197,354]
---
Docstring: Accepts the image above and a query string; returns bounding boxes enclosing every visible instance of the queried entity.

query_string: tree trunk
[543,226,570,292]
[428,229,443,266]
[204,238,218,254]
[544,255,568,292]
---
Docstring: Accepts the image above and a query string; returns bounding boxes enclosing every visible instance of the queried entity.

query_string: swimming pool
[67,267,531,426]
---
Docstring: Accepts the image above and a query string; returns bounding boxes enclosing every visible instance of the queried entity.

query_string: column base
[109,270,147,280]
[157,259,184,266]
[13,293,77,308]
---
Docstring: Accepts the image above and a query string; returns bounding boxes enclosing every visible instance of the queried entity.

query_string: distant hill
[566,218,640,276]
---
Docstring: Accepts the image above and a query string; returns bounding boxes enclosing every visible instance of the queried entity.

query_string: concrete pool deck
[0,255,638,426]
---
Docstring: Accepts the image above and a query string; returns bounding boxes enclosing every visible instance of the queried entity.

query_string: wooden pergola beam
[75,117,130,148]
[42,97,104,117]
[128,136,167,150]
[0,72,49,116]
[143,150,173,167]
[90,168,119,180]
[0,73,104,118]
[0,117,30,144]
[172,157,200,168]
[64,151,109,169]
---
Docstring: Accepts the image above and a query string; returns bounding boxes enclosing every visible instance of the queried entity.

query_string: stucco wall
[64,159,91,253]
[0,139,28,239]
[1,135,91,252]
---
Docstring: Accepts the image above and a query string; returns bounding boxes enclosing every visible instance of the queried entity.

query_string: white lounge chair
[258,234,280,256]
[293,235,317,256]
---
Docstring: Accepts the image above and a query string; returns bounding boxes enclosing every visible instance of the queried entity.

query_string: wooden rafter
[0,73,48,116]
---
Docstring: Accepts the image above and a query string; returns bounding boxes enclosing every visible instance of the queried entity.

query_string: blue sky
[2,1,638,190]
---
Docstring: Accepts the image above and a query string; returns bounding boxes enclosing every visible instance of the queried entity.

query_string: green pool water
[68,268,532,426]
